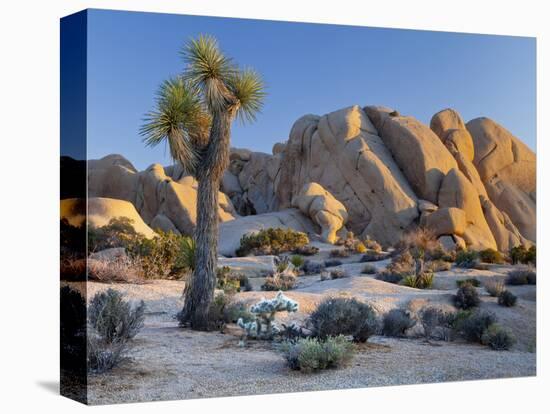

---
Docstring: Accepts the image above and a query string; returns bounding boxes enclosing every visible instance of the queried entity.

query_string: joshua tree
[140,35,265,329]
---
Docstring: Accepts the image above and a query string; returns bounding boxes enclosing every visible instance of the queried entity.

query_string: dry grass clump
[87,257,144,283]
[426,259,452,272]
[484,278,505,297]
[60,256,87,281]
[329,249,350,258]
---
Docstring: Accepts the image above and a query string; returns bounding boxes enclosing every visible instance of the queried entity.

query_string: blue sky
[85,9,536,170]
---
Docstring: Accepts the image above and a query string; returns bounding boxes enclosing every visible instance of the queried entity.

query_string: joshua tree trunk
[180,110,233,329]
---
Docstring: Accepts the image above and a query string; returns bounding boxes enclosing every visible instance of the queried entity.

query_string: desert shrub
[330,249,350,258]
[330,269,348,279]
[324,259,343,268]
[426,259,452,272]
[88,289,145,343]
[216,266,252,293]
[205,292,231,330]
[506,269,536,285]
[401,272,434,289]
[455,309,497,343]
[456,278,481,288]
[454,284,480,309]
[361,264,377,275]
[60,256,87,281]
[236,228,309,256]
[88,217,141,252]
[484,278,505,297]
[60,218,86,256]
[354,242,367,254]
[509,245,536,265]
[280,335,354,371]
[363,236,382,253]
[455,249,479,268]
[290,255,305,269]
[386,250,415,275]
[126,231,190,279]
[261,272,296,291]
[309,297,378,342]
[280,322,309,342]
[60,286,86,372]
[87,332,127,374]
[360,252,386,262]
[303,260,325,274]
[293,245,319,256]
[376,271,404,284]
[481,324,516,350]
[419,307,455,340]
[397,227,442,260]
[87,256,143,283]
[224,301,255,324]
[498,290,517,307]
[479,249,504,264]
[382,309,416,337]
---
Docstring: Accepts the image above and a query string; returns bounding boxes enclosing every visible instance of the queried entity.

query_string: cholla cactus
[237,291,298,344]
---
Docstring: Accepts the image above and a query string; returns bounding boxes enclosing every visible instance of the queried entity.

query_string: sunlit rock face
[87,104,535,253]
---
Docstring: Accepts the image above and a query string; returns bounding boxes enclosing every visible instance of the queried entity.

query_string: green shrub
[303,260,325,274]
[498,290,517,307]
[236,228,309,256]
[455,309,496,343]
[126,231,189,279]
[309,297,378,342]
[454,284,480,309]
[290,255,305,269]
[509,245,536,265]
[224,301,255,324]
[216,266,252,293]
[293,245,319,256]
[484,278,505,297]
[176,236,196,271]
[387,250,415,275]
[88,289,145,343]
[506,269,536,285]
[455,249,479,268]
[88,217,141,252]
[525,245,536,265]
[419,307,455,341]
[382,309,416,337]
[456,278,481,288]
[280,335,354,371]
[478,249,504,264]
[361,264,377,275]
[401,272,434,289]
[481,324,516,350]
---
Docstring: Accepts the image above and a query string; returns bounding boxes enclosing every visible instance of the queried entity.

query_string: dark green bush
[293,245,319,256]
[290,255,305,269]
[506,269,536,285]
[382,309,416,337]
[454,284,480,309]
[236,228,309,256]
[419,307,455,341]
[309,297,378,342]
[376,271,404,284]
[478,249,504,264]
[481,324,516,350]
[88,217,141,252]
[361,264,377,275]
[509,245,536,265]
[88,289,145,343]
[456,278,481,288]
[498,290,517,307]
[303,260,325,274]
[280,335,354,371]
[324,259,343,268]
[60,286,86,372]
[455,250,479,268]
[455,309,496,343]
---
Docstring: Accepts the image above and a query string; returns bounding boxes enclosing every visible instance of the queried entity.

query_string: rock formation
[83,103,535,255]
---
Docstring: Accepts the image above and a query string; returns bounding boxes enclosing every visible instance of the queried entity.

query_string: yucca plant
[141,35,265,329]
